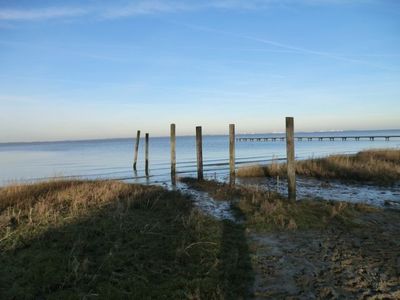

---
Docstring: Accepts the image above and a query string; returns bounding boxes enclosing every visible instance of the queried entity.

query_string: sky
[0,0,399,142]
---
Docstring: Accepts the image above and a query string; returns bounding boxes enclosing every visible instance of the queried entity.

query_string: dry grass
[236,186,375,231]
[237,149,400,185]
[0,179,252,299]
[180,178,374,231]
[0,180,164,246]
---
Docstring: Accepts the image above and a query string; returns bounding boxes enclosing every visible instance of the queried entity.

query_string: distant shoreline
[1,128,400,145]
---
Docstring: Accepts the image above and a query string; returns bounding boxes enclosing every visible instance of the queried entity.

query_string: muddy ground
[249,210,400,299]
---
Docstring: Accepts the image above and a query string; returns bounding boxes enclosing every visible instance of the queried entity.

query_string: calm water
[1,129,400,189]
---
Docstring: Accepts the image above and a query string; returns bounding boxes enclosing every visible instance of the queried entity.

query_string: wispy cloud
[1,1,390,69]
[0,7,88,21]
[166,20,396,71]
[100,1,191,18]
[0,0,375,21]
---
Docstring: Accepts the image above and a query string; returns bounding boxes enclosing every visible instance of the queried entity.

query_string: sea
[1,129,399,187]
[1,129,400,209]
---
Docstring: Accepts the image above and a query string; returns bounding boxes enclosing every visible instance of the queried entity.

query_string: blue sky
[0,0,399,142]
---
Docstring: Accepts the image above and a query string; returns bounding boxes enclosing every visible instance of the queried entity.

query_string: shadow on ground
[218,220,254,300]
[0,181,254,299]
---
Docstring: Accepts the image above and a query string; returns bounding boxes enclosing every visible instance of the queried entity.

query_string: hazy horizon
[1,127,400,144]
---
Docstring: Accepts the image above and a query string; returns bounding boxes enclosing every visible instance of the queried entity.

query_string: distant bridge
[236,135,400,142]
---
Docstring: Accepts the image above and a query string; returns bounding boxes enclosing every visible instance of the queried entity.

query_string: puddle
[237,176,400,208]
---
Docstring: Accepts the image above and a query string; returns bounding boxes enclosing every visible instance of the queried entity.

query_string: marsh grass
[0,180,253,299]
[180,178,376,231]
[237,149,400,185]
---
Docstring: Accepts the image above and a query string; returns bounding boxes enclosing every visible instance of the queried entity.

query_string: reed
[237,149,400,185]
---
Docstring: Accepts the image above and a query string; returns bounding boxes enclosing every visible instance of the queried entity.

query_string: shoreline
[1,176,399,298]
[2,128,400,145]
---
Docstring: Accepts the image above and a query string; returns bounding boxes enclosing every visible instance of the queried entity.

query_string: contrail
[165,19,397,71]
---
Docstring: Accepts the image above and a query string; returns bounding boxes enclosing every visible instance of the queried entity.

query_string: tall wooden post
[286,117,296,200]
[229,124,235,186]
[133,130,140,170]
[196,126,203,180]
[145,133,149,176]
[170,124,176,184]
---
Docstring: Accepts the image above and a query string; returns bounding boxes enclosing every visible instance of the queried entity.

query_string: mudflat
[250,210,400,299]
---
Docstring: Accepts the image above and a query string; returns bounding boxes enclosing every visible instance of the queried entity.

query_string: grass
[180,178,376,231]
[0,180,253,299]
[237,149,400,185]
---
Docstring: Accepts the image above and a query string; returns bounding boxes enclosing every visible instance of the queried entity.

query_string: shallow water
[176,182,236,221]
[237,176,400,208]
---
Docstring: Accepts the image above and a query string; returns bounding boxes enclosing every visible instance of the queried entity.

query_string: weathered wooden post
[170,124,176,184]
[286,117,296,200]
[133,130,140,170]
[145,133,149,176]
[229,124,235,186]
[196,126,203,180]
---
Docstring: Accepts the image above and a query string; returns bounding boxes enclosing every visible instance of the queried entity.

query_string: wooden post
[133,130,140,170]
[286,117,296,200]
[170,124,176,184]
[229,124,235,186]
[145,133,149,176]
[196,126,203,180]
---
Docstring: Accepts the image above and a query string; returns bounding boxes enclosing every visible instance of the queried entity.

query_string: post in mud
[133,130,140,171]
[196,126,203,180]
[170,123,176,185]
[229,124,236,186]
[286,117,296,200]
[145,133,149,176]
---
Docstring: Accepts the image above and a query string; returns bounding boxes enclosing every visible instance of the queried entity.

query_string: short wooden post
[229,124,235,186]
[145,133,149,176]
[196,126,203,180]
[133,130,140,170]
[286,117,296,200]
[170,124,176,184]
